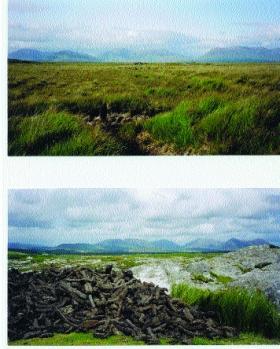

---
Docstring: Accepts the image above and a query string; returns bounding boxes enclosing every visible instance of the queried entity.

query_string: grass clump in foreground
[8,111,125,156]
[144,101,194,150]
[143,95,280,154]
[198,96,280,154]
[171,284,280,339]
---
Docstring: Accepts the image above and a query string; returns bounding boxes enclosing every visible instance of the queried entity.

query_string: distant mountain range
[8,46,280,63]
[8,48,188,63]
[8,49,98,62]
[202,46,280,63]
[8,238,275,254]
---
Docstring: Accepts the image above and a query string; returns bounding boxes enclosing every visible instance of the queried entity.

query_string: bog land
[8,245,280,345]
[8,62,280,156]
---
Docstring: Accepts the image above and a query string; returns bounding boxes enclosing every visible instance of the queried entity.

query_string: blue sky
[8,189,280,246]
[8,0,280,54]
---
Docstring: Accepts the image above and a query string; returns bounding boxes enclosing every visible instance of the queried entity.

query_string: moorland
[8,62,280,156]
[8,245,280,345]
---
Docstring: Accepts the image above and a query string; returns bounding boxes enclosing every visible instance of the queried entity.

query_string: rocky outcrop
[133,245,280,310]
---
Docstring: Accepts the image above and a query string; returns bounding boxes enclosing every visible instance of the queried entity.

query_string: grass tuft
[171,283,210,305]
[8,111,125,156]
[172,284,280,339]
[210,272,234,284]
[144,102,194,149]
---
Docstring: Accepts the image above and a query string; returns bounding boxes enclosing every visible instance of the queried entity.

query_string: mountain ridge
[8,46,280,63]
[8,238,275,254]
[202,46,280,62]
[8,49,98,62]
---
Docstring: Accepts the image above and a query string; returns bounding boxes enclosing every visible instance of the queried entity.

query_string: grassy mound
[171,284,280,339]
[8,111,125,156]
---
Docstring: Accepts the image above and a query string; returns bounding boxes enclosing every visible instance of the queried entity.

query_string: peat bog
[8,62,280,156]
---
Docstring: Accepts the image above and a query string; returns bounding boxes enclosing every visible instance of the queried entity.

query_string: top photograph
[8,0,280,156]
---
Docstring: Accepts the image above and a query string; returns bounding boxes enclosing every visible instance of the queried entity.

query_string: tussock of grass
[117,121,144,150]
[172,284,280,339]
[199,95,280,154]
[57,98,106,119]
[8,111,125,156]
[143,94,280,154]
[106,95,153,115]
[9,100,49,117]
[144,102,194,149]
[189,77,227,92]
[171,283,210,305]
[210,272,234,284]
[145,86,177,98]
[192,273,213,283]
[200,287,280,338]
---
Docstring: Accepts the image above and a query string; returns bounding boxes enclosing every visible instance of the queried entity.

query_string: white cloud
[8,189,280,245]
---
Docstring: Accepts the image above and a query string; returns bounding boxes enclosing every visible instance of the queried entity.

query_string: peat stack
[8,266,237,344]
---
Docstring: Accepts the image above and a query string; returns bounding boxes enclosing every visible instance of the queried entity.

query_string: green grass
[192,333,280,345]
[210,271,234,284]
[172,284,280,339]
[198,95,280,154]
[8,251,28,260]
[8,62,280,155]
[192,273,213,283]
[8,252,280,345]
[8,111,125,155]
[171,283,210,305]
[9,331,280,346]
[8,250,220,273]
[9,333,145,346]
[144,101,194,150]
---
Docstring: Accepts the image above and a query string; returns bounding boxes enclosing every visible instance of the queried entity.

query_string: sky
[8,0,280,55]
[8,189,280,246]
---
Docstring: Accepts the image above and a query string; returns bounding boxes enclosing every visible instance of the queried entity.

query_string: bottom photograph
[8,189,280,346]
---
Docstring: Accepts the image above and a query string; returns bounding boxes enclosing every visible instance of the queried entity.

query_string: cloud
[8,1,280,54]
[8,189,280,246]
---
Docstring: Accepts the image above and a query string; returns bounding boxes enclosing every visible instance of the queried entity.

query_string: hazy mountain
[55,243,99,253]
[98,48,189,62]
[9,238,272,254]
[224,238,268,251]
[47,50,98,62]
[184,238,269,252]
[184,238,225,252]
[9,49,48,61]
[9,46,280,63]
[9,48,189,63]
[8,49,98,62]
[8,242,51,252]
[202,46,280,62]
